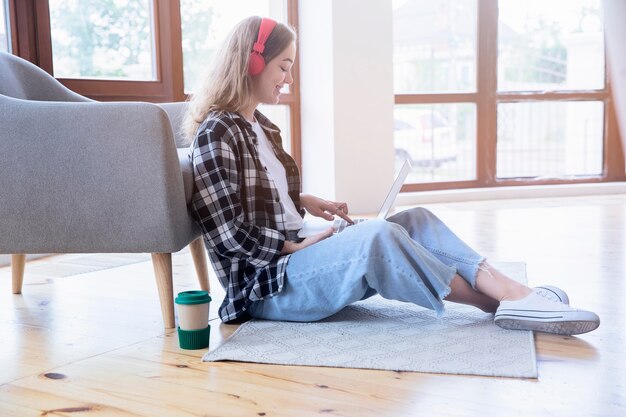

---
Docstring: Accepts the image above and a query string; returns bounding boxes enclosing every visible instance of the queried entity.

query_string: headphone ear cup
[248,52,265,76]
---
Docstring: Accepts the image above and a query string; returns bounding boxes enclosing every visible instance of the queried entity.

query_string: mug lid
[175,290,211,305]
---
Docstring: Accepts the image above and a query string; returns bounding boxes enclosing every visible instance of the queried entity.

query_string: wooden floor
[1,194,625,417]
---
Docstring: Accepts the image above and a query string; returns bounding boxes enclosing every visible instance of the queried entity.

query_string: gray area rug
[203,262,537,378]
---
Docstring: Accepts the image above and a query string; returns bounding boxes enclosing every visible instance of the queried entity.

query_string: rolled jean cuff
[462,256,486,289]
[430,265,459,317]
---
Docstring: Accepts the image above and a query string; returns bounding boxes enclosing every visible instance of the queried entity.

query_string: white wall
[299,0,395,214]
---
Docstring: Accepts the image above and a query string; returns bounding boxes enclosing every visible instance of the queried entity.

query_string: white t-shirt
[251,121,304,230]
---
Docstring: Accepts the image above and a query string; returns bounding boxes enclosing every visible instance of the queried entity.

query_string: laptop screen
[376,159,412,219]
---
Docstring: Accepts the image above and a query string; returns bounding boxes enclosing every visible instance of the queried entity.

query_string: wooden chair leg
[151,253,175,329]
[189,237,210,293]
[12,254,26,294]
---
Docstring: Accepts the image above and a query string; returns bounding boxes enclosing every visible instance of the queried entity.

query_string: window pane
[0,0,9,53]
[49,0,155,80]
[395,103,476,182]
[180,0,287,94]
[498,0,604,91]
[393,0,477,94]
[258,104,291,154]
[497,101,604,178]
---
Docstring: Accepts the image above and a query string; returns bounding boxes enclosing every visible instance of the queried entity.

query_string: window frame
[6,0,302,166]
[395,0,625,192]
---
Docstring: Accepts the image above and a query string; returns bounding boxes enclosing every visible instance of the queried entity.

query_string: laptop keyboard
[332,218,367,234]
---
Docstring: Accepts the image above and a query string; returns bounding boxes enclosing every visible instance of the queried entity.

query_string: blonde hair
[183,16,296,144]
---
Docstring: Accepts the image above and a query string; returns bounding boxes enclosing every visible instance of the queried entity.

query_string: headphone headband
[253,18,277,53]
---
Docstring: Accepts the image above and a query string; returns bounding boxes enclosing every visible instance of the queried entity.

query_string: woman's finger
[335,209,354,224]
[337,202,349,214]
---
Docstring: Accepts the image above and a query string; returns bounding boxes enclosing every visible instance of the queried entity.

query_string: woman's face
[250,42,296,105]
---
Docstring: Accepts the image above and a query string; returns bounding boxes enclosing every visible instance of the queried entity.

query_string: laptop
[297,159,412,238]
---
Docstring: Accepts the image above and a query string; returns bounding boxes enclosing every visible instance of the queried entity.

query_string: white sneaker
[534,285,569,304]
[495,291,599,335]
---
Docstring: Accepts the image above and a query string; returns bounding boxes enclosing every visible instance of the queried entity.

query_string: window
[393,0,478,184]
[393,0,623,191]
[498,0,604,92]
[394,103,476,182]
[48,0,156,80]
[497,101,604,178]
[0,0,9,53]
[497,0,606,179]
[393,0,477,94]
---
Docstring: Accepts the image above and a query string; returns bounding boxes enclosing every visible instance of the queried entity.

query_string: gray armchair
[0,51,209,329]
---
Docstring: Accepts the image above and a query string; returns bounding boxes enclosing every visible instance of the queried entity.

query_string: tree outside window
[49,0,155,80]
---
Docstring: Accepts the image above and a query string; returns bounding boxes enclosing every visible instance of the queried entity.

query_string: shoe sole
[494,317,599,335]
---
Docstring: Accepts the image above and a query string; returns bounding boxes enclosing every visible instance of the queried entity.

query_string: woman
[183,16,599,335]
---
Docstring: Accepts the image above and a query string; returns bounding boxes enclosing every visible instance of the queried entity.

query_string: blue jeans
[248,207,486,322]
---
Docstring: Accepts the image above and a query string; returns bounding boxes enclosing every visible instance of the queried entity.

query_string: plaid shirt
[189,110,304,323]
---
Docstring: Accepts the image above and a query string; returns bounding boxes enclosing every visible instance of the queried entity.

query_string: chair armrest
[158,102,190,148]
[0,96,197,253]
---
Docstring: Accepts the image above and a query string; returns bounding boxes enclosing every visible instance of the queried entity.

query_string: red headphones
[248,17,277,76]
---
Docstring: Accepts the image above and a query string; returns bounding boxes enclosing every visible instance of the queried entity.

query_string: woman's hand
[300,194,353,224]
[281,228,334,254]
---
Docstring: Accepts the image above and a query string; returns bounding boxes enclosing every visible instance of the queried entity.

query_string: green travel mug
[175,290,211,350]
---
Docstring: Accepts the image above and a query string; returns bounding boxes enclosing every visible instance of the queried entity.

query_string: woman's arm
[300,194,353,224]
[278,194,350,254]
[280,227,334,254]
